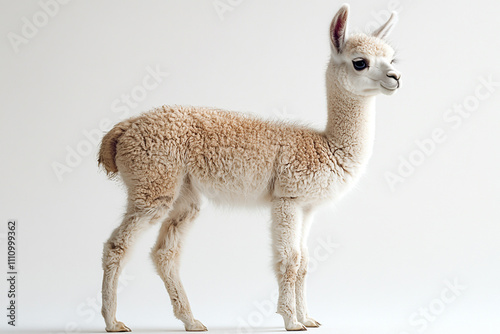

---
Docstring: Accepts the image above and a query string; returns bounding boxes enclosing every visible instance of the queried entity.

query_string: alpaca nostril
[387,71,401,81]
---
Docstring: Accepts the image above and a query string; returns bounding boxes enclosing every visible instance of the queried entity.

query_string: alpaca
[98,4,401,332]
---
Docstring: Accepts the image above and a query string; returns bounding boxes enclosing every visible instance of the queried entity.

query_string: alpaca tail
[98,118,137,177]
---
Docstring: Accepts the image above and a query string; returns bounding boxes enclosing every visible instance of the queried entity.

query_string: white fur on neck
[325,60,377,173]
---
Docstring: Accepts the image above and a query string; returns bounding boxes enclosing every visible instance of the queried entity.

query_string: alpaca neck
[325,64,376,167]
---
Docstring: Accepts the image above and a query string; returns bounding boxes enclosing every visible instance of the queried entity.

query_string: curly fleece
[97,6,399,331]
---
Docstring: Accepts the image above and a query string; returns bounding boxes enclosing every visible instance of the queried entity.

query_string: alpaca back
[105,105,348,205]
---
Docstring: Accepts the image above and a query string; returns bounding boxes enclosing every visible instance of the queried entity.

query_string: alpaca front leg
[271,198,306,331]
[296,251,320,327]
[296,208,321,328]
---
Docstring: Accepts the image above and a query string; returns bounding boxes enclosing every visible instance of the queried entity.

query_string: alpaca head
[328,4,401,96]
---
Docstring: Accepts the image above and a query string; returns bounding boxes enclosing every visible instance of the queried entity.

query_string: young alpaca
[99,4,400,332]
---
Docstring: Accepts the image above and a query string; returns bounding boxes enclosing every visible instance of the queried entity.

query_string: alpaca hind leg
[295,208,321,328]
[102,165,178,332]
[101,202,170,332]
[272,198,306,331]
[151,180,207,331]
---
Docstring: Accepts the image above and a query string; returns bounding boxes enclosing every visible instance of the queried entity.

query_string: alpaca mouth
[380,81,399,91]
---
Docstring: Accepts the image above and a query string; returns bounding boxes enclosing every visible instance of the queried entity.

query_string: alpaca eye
[352,59,367,71]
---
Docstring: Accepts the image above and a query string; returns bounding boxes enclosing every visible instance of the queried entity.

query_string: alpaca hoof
[106,321,131,332]
[185,319,207,331]
[286,322,307,331]
[301,317,321,328]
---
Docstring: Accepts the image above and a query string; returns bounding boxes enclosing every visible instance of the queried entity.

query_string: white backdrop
[1,1,499,333]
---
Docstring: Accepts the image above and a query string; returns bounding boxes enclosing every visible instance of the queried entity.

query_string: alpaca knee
[275,249,301,284]
[102,240,127,270]
[151,245,179,275]
[297,252,309,279]
[186,203,200,220]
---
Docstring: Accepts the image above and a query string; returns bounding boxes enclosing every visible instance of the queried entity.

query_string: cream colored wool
[98,4,401,332]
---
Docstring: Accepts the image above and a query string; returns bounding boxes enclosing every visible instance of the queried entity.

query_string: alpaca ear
[372,11,398,39]
[330,4,349,54]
